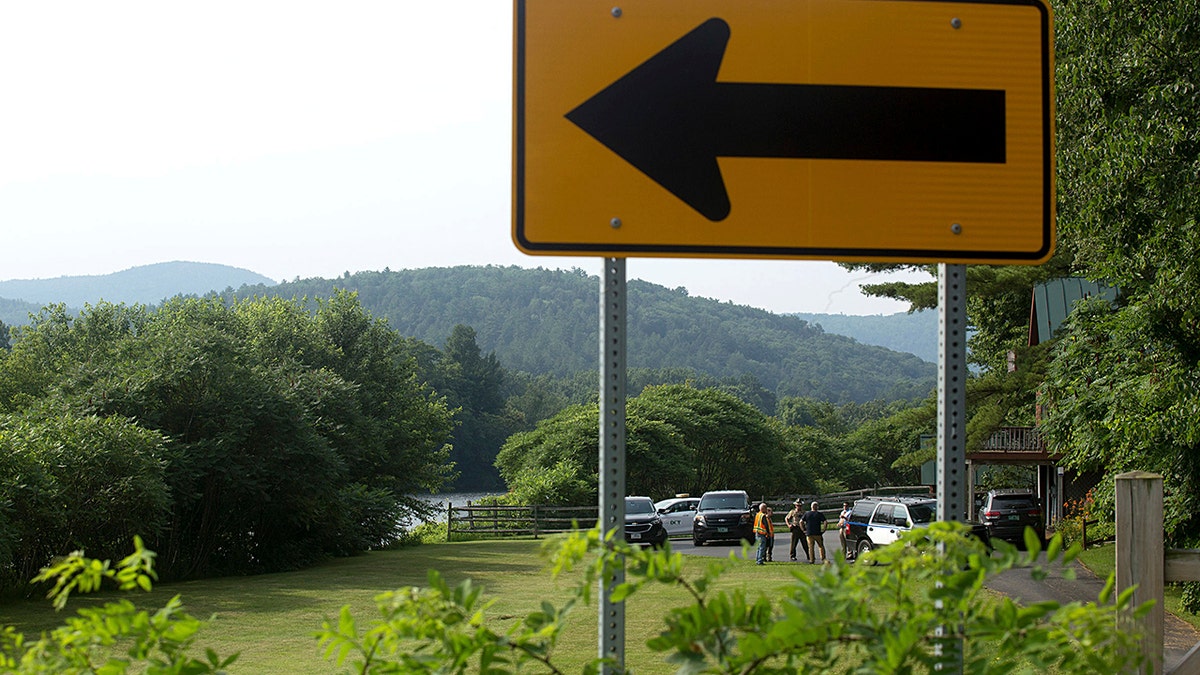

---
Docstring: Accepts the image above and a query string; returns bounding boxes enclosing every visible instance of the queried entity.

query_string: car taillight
[983,510,1000,518]
[1028,509,1042,517]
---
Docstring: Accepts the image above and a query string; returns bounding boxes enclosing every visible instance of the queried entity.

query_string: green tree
[842,262,1069,372]
[0,411,169,587]
[631,385,800,496]
[1039,0,1200,559]
[497,385,806,503]
[776,396,933,491]
[310,292,456,501]
[502,371,579,428]
[496,403,693,504]
[0,294,455,582]
[434,325,520,490]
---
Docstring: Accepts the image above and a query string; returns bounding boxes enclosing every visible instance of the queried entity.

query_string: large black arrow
[565,18,1006,222]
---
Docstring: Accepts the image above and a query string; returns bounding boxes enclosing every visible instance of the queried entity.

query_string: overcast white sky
[0,1,929,315]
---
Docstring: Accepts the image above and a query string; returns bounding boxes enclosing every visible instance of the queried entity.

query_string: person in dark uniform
[800,501,828,564]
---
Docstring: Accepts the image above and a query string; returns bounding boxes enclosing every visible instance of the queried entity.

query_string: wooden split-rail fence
[446,502,598,541]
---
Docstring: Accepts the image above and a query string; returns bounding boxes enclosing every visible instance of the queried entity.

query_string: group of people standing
[753,499,853,565]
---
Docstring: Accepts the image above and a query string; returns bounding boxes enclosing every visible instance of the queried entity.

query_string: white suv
[845,497,937,558]
[654,496,700,537]
[845,496,990,560]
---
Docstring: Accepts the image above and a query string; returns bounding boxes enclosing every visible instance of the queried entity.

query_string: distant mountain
[231,266,936,404]
[791,311,938,363]
[0,262,276,316]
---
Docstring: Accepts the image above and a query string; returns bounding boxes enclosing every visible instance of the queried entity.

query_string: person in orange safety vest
[754,502,774,565]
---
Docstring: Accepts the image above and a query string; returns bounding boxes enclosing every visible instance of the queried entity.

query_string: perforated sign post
[514,0,1053,670]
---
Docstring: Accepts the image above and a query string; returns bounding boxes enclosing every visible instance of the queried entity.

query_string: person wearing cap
[800,501,828,564]
[785,499,809,562]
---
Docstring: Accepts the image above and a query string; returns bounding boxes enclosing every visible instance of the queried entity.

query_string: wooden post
[447,501,454,542]
[1116,471,1164,674]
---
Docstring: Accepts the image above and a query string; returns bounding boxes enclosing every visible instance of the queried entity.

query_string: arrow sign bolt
[951,223,963,234]
[951,17,963,28]
[611,7,622,18]
[611,217,623,228]
[566,17,1007,221]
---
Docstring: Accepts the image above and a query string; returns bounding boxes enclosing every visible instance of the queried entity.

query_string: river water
[413,491,505,524]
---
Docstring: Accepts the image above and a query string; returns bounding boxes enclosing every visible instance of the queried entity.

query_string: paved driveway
[986,553,1200,671]
[670,529,844,562]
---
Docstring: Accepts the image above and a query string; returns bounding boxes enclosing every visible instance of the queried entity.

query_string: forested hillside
[0,297,43,328]
[233,266,935,404]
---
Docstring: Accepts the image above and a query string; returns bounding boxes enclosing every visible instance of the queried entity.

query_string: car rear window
[870,504,897,525]
[851,502,876,520]
[991,496,1036,510]
[908,504,936,523]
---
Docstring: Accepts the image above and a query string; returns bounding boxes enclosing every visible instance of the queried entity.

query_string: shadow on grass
[0,538,562,633]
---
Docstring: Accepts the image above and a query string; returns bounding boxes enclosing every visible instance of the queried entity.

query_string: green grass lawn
[0,538,804,673]
[4,539,1191,673]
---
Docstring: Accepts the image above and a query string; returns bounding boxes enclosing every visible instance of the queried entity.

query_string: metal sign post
[936,263,967,525]
[936,262,967,671]
[598,258,627,670]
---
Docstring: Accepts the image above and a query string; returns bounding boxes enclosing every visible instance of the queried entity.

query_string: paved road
[670,529,845,563]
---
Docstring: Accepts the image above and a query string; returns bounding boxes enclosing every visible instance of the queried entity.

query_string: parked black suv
[845,496,990,560]
[692,490,754,546]
[624,496,668,547]
[979,489,1044,547]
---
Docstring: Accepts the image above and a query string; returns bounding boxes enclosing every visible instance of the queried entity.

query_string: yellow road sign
[513,0,1054,264]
